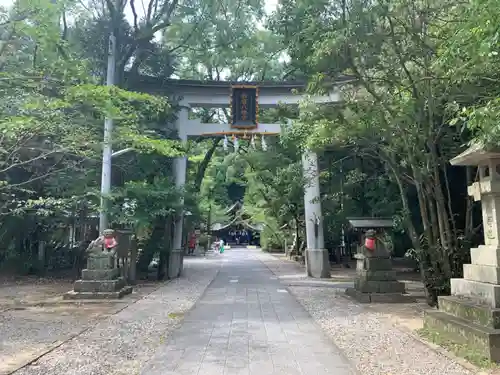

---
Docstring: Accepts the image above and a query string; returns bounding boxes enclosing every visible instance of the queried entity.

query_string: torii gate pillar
[173,107,188,252]
[302,150,330,278]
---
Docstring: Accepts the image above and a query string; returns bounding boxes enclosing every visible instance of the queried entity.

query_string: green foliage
[238,140,304,250]
[109,177,182,231]
[165,0,281,81]
[0,0,183,274]
[433,0,500,146]
[187,148,233,230]
[270,0,500,304]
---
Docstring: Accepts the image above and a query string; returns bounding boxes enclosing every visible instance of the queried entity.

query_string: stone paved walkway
[256,252,476,375]
[141,248,356,375]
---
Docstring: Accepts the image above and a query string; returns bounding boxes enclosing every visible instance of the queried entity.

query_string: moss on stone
[168,312,184,319]
[439,296,500,329]
[417,328,500,369]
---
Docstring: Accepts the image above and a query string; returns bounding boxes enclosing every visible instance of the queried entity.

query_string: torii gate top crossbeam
[125,75,353,108]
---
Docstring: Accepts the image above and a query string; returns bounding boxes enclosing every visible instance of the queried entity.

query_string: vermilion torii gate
[135,76,349,278]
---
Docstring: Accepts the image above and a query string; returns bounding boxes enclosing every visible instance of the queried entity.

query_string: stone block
[464,263,500,284]
[354,279,379,293]
[369,293,415,303]
[356,258,364,271]
[345,288,414,303]
[451,278,500,308]
[305,249,330,278]
[357,270,397,281]
[439,295,500,329]
[378,280,405,293]
[87,254,115,270]
[63,286,133,300]
[423,309,500,362]
[358,280,385,293]
[354,279,405,294]
[345,288,371,303]
[74,277,126,293]
[363,257,392,271]
[471,245,500,267]
[81,269,120,281]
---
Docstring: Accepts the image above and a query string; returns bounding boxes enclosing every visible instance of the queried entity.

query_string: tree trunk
[294,217,300,253]
[465,166,476,238]
[137,216,167,273]
[429,145,455,260]
[416,180,435,248]
[390,166,436,305]
[426,187,440,247]
[194,139,220,191]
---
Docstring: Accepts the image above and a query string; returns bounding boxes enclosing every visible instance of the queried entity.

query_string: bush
[260,227,285,251]
[198,234,209,249]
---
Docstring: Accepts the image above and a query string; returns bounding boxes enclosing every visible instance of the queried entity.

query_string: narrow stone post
[173,108,188,251]
[129,235,138,284]
[302,150,330,278]
[171,107,188,278]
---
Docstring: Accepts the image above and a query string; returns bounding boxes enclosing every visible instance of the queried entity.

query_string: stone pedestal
[64,252,132,300]
[305,249,330,278]
[346,230,411,303]
[424,146,500,362]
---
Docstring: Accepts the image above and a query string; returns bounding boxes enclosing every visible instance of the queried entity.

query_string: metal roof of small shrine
[347,217,393,229]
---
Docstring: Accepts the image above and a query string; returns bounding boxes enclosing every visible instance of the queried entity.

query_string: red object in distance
[364,237,375,251]
[104,237,117,249]
[189,234,196,249]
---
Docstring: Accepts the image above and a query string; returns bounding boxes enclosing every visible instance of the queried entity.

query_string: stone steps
[64,286,133,300]
[345,288,415,303]
[82,269,120,280]
[74,277,126,293]
[354,279,406,294]
[424,309,500,361]
[439,295,500,329]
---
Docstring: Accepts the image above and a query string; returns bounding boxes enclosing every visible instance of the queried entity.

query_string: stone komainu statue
[84,229,136,279]
[85,236,106,256]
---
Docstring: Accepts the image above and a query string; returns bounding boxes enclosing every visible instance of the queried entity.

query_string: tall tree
[271,0,488,304]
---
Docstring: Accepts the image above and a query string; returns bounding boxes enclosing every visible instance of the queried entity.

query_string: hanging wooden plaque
[230,85,258,129]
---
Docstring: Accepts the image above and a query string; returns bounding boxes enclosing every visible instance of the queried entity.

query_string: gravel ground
[0,303,122,375]
[256,252,474,375]
[13,256,221,375]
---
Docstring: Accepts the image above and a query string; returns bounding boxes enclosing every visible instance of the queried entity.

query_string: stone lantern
[345,217,412,303]
[424,144,500,362]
